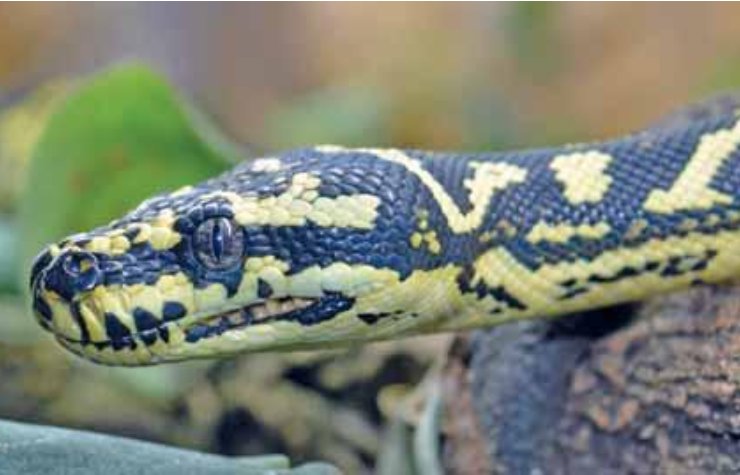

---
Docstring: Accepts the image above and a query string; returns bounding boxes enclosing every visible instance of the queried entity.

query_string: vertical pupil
[196,217,244,269]
[211,218,229,261]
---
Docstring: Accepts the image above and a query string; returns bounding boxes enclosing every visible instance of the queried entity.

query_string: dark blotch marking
[162,301,187,322]
[587,266,641,284]
[131,308,164,345]
[358,312,392,325]
[357,309,406,325]
[159,326,170,343]
[185,324,208,343]
[29,249,52,288]
[273,292,355,326]
[559,287,589,300]
[559,250,718,301]
[140,330,158,346]
[257,279,273,298]
[70,302,91,344]
[104,312,131,350]
[660,250,717,277]
[33,297,53,322]
[123,227,141,241]
[93,341,111,351]
[456,265,528,311]
[488,286,527,310]
[133,308,160,332]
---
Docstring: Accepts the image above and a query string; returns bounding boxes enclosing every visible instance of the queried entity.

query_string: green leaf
[18,64,237,286]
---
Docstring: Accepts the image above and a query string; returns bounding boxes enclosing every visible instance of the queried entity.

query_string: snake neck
[413,113,740,331]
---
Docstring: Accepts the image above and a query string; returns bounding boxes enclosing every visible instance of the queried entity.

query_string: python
[29,96,740,365]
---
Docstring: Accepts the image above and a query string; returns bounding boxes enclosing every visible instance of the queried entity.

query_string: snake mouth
[182,296,317,344]
[53,293,356,355]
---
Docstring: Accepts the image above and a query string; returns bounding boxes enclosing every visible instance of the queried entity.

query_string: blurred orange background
[4,3,740,151]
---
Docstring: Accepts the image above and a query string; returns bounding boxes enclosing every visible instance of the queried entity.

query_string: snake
[28,95,740,366]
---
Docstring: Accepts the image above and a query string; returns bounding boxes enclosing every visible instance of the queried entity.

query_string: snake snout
[30,249,102,336]
[30,248,104,331]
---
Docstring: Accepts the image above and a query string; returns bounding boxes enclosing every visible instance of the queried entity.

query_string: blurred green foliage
[505,3,560,76]
[266,85,390,149]
[701,55,740,96]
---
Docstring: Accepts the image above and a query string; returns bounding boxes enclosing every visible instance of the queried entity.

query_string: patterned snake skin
[28,96,740,365]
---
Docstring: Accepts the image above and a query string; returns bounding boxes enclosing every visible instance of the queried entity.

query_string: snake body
[29,97,740,365]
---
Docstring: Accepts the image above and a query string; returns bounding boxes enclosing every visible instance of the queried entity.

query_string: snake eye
[194,217,245,270]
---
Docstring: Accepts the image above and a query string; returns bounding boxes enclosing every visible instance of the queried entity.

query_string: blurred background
[2,3,740,473]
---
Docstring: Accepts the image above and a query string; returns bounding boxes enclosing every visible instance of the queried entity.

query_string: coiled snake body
[29,97,740,365]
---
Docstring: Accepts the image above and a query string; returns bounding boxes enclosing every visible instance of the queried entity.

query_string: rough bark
[442,285,740,475]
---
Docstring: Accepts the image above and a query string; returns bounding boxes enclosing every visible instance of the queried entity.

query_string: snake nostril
[61,251,97,276]
[59,251,101,293]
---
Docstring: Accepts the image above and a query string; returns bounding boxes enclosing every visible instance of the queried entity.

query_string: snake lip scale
[28,95,740,366]
[53,296,320,351]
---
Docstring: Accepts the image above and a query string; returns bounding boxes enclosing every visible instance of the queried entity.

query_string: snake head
[29,149,444,366]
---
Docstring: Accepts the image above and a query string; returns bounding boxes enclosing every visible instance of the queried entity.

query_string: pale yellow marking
[78,303,107,342]
[410,230,441,254]
[79,209,182,255]
[130,223,152,244]
[169,185,193,197]
[86,236,112,253]
[410,232,424,249]
[317,146,527,234]
[550,151,613,204]
[284,265,325,297]
[678,218,699,232]
[46,293,81,341]
[257,265,289,296]
[439,228,740,331]
[478,231,495,244]
[704,214,722,227]
[148,226,180,250]
[244,256,290,274]
[203,172,380,230]
[49,244,62,258]
[251,157,282,172]
[77,273,197,342]
[416,209,430,231]
[644,119,740,213]
[110,235,130,253]
[194,284,228,312]
[526,221,611,244]
[426,232,441,254]
[624,219,649,241]
[127,219,181,251]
